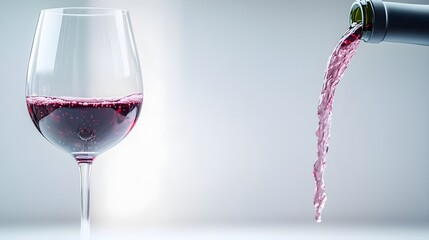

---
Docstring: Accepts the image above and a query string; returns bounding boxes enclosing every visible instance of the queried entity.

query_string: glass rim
[41,7,129,16]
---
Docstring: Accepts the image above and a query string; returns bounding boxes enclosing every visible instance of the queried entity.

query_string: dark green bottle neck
[349,0,429,46]
[349,0,374,42]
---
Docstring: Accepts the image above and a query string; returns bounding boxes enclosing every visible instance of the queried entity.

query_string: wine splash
[314,24,362,222]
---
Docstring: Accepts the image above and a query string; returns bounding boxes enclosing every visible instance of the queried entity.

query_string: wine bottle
[350,0,429,45]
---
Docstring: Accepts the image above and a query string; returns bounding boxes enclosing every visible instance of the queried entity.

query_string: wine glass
[25,8,143,240]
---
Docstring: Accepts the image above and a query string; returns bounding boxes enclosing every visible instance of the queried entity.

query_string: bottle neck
[349,0,386,43]
[349,0,429,46]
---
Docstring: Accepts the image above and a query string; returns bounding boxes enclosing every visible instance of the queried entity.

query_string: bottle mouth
[350,3,363,25]
[349,0,373,41]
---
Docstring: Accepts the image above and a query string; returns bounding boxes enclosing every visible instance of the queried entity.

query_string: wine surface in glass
[27,93,143,160]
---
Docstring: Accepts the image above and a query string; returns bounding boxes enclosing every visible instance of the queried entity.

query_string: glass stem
[79,162,92,240]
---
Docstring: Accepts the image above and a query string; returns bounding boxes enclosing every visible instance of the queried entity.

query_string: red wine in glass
[27,93,143,162]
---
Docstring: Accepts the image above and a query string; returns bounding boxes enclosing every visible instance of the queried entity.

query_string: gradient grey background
[1,0,429,229]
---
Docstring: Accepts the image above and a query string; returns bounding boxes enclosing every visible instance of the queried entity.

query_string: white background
[1,0,429,230]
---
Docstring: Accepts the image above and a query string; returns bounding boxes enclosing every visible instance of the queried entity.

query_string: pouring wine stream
[314,23,362,222]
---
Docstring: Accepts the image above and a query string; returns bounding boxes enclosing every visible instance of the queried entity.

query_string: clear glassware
[26,8,143,240]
